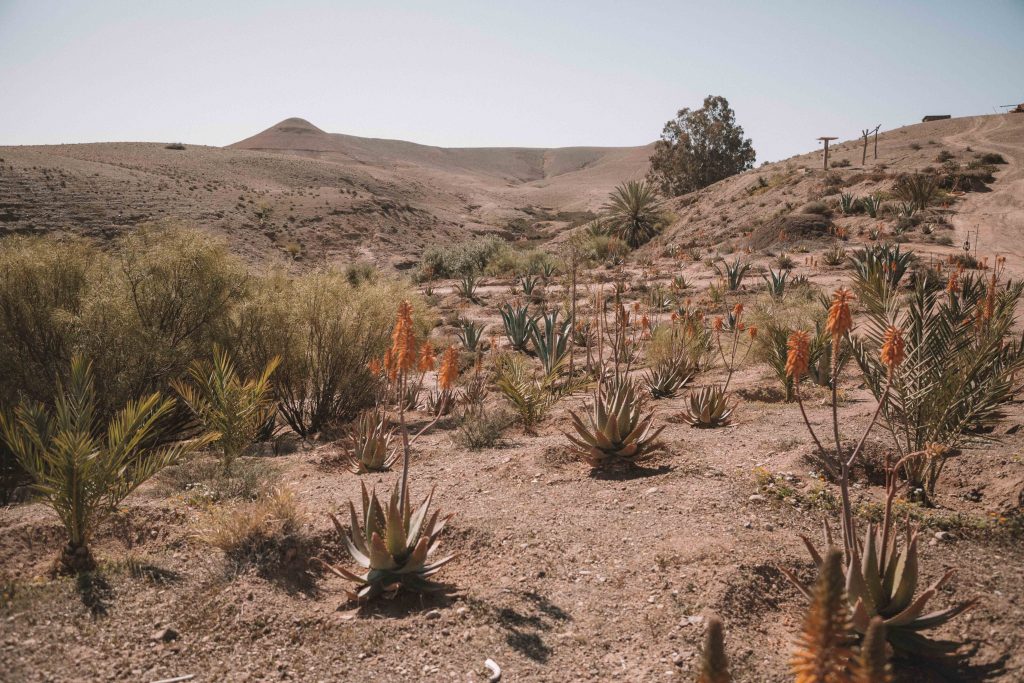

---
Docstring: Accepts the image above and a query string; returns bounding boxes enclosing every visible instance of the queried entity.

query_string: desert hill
[1,113,1021,271]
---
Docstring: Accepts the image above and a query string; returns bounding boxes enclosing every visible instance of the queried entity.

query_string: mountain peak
[270,117,326,135]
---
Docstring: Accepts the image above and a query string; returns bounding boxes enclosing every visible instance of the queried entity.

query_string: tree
[647,95,756,197]
[601,180,664,248]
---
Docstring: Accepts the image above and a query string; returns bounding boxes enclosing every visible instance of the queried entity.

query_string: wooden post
[817,137,838,170]
[872,124,881,159]
[861,129,871,165]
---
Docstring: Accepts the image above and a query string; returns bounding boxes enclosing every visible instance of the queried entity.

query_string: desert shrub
[484,247,559,277]
[344,261,377,286]
[0,236,95,409]
[157,455,278,504]
[977,152,1005,165]
[200,487,313,579]
[234,271,425,437]
[418,237,508,279]
[800,200,831,216]
[572,231,629,265]
[648,312,713,370]
[455,407,514,450]
[164,143,186,150]
[892,172,940,212]
[79,227,247,418]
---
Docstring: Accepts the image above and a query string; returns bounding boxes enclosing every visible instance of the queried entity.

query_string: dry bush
[157,455,278,504]
[200,487,313,579]
[233,270,429,437]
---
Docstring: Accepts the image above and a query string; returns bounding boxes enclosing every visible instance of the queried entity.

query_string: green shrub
[233,270,426,437]
[419,237,508,279]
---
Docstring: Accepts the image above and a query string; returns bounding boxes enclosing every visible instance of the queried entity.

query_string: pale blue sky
[1,0,1021,161]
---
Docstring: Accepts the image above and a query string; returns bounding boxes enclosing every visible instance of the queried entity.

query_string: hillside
[0,118,651,268]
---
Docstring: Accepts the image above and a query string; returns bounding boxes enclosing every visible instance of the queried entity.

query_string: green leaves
[0,356,204,572]
[566,378,664,469]
[172,346,279,474]
[600,180,664,249]
[322,482,454,601]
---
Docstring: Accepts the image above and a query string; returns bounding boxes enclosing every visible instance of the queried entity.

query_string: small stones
[151,627,178,643]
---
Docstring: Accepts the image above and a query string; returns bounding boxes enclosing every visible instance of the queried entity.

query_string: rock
[748,494,766,503]
[934,531,955,542]
[425,609,442,621]
[151,627,178,643]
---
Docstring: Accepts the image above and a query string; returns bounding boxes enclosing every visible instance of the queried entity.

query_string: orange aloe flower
[391,300,417,374]
[417,340,436,373]
[786,330,811,379]
[713,316,724,333]
[826,288,854,341]
[880,326,905,371]
[748,325,758,340]
[438,346,459,391]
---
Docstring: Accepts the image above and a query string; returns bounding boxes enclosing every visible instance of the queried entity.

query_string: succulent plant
[530,309,572,375]
[783,459,977,657]
[343,409,398,474]
[566,378,664,469]
[499,303,536,352]
[644,358,692,399]
[679,384,735,428]
[454,318,485,351]
[321,482,454,600]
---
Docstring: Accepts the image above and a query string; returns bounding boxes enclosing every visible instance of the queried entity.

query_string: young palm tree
[601,180,664,248]
[0,357,202,573]
[172,346,280,474]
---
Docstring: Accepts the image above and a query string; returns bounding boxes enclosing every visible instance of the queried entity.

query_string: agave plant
[893,172,940,212]
[455,271,481,303]
[600,179,664,248]
[679,384,735,428]
[1,357,205,573]
[343,409,398,474]
[715,257,750,292]
[172,346,280,474]
[822,242,848,267]
[530,309,572,375]
[519,273,542,297]
[540,261,558,279]
[454,318,485,351]
[762,268,789,298]
[783,462,976,656]
[644,357,692,399]
[320,482,454,601]
[566,378,664,469]
[861,194,881,218]
[839,192,861,216]
[499,303,535,352]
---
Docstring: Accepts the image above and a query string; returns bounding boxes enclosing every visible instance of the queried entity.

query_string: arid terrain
[2,113,1024,683]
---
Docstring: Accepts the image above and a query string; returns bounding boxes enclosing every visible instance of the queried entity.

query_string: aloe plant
[762,268,789,298]
[839,193,860,216]
[519,273,541,297]
[679,384,735,428]
[861,194,881,218]
[715,257,750,291]
[320,482,454,600]
[343,409,398,474]
[454,318,485,351]
[455,271,481,303]
[643,357,691,399]
[499,303,535,352]
[566,378,664,469]
[530,310,572,375]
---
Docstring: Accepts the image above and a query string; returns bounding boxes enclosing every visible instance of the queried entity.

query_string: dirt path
[944,115,1024,275]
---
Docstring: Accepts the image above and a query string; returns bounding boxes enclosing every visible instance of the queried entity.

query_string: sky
[1,0,1022,162]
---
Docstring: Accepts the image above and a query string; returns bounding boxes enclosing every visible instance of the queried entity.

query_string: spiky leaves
[679,384,735,428]
[1,357,205,573]
[321,482,455,601]
[499,303,536,352]
[601,180,664,248]
[172,346,280,474]
[792,549,856,683]
[697,615,731,683]
[644,357,692,399]
[343,409,398,474]
[566,378,664,470]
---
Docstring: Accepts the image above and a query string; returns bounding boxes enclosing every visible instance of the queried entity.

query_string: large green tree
[647,95,756,197]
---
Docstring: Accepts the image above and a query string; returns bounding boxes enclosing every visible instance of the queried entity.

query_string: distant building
[922,115,952,122]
